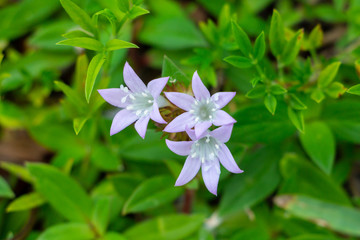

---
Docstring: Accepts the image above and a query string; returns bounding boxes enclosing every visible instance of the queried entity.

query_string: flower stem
[182,189,195,214]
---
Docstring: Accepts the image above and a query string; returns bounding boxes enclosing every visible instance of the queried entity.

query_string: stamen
[211,108,216,112]
[189,110,195,113]
[121,96,127,103]
[215,144,219,149]
[213,95,219,101]
[126,105,133,110]
[136,110,142,116]
[206,137,210,143]
[195,117,199,122]
[191,153,197,158]
[206,99,210,104]
[194,101,199,105]
[141,92,148,97]
[148,100,153,103]
[209,116,213,120]
[209,153,215,158]
[201,157,205,163]
[143,110,148,115]
[129,94,135,100]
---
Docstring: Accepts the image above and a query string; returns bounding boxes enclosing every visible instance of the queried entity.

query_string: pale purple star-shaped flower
[98,62,168,139]
[166,124,243,195]
[163,71,236,138]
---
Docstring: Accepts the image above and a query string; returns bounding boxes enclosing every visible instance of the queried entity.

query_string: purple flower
[166,124,243,195]
[164,71,236,138]
[98,62,168,139]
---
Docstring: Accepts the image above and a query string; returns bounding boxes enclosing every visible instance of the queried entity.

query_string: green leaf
[60,0,96,34]
[279,153,351,205]
[253,31,266,61]
[63,30,92,39]
[0,162,33,183]
[139,16,206,50]
[162,55,190,84]
[289,94,307,110]
[0,176,14,199]
[347,84,360,95]
[246,85,266,98]
[219,146,281,217]
[280,29,304,66]
[324,82,346,98]
[85,53,106,103]
[110,173,143,199]
[57,37,103,51]
[323,100,360,144]
[92,196,111,235]
[27,163,92,222]
[102,232,127,240]
[299,121,335,174]
[311,88,325,103]
[231,21,252,57]
[73,117,89,135]
[91,144,121,171]
[6,192,46,212]
[106,39,138,51]
[308,24,323,49]
[118,0,130,12]
[124,214,205,240]
[317,62,341,88]
[232,103,296,144]
[224,56,253,68]
[37,223,94,240]
[264,94,277,115]
[270,84,287,95]
[122,175,184,215]
[287,234,339,240]
[269,9,285,57]
[129,6,149,19]
[54,81,87,110]
[288,107,304,133]
[275,195,360,237]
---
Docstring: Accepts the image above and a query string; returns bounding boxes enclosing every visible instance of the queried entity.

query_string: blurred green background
[1,0,360,239]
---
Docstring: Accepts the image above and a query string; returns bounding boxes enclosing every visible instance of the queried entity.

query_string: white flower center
[125,90,154,117]
[190,98,217,122]
[190,135,220,164]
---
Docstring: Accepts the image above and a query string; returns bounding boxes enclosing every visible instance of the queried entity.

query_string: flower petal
[165,139,193,156]
[192,71,210,100]
[98,88,129,108]
[211,92,236,109]
[195,121,212,138]
[123,62,147,93]
[149,102,167,124]
[201,160,220,196]
[134,116,150,139]
[218,143,243,173]
[110,109,138,136]
[209,124,234,143]
[148,77,169,98]
[175,156,201,186]
[213,110,236,126]
[163,112,195,133]
[185,127,197,141]
[164,92,195,111]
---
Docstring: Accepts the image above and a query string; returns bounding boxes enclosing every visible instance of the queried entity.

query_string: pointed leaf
[264,94,277,115]
[7,192,46,212]
[246,85,266,99]
[253,31,266,61]
[347,83,360,96]
[162,55,190,84]
[60,0,96,34]
[231,21,252,57]
[269,9,285,57]
[299,121,335,174]
[311,88,325,103]
[85,53,106,103]
[224,56,253,68]
[308,24,323,49]
[105,39,138,51]
[57,37,103,51]
[54,81,87,110]
[318,62,341,88]
[122,175,184,215]
[288,107,304,133]
[280,29,304,66]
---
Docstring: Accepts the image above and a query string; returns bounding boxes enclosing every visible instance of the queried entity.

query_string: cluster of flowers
[98,63,243,195]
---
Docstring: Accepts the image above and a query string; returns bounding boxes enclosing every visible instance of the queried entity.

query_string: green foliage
[1,1,360,239]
